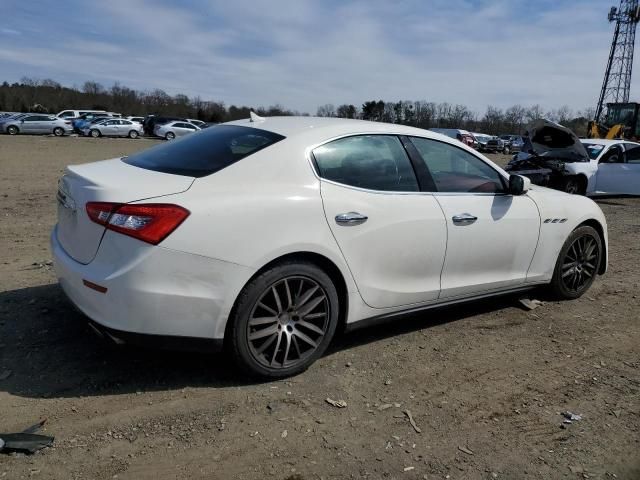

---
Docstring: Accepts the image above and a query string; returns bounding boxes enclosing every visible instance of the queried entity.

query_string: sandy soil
[0,136,638,480]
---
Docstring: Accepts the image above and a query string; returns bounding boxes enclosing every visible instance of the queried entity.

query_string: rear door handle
[452,213,478,225]
[335,212,368,226]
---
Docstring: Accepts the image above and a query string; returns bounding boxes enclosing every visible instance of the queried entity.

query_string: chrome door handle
[335,212,368,226]
[452,213,478,225]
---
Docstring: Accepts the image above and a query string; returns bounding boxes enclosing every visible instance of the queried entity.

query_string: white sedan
[83,118,143,139]
[577,139,640,196]
[51,115,608,377]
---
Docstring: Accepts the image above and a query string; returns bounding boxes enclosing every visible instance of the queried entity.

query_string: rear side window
[123,125,285,177]
[312,135,419,192]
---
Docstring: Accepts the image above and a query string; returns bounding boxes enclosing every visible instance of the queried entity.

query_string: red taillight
[86,202,189,245]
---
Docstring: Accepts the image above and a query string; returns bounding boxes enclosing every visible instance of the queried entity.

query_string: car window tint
[313,135,419,192]
[600,145,623,163]
[23,116,39,121]
[410,137,505,193]
[625,145,640,163]
[121,120,131,125]
[124,125,285,177]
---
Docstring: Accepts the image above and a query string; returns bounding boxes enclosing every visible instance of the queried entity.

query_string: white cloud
[0,0,626,115]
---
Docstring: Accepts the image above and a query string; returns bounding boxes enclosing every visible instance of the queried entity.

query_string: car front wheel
[90,129,100,138]
[548,225,602,300]
[165,132,175,140]
[7,125,19,135]
[228,261,339,378]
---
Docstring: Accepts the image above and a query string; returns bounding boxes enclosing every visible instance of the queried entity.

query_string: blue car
[72,113,111,132]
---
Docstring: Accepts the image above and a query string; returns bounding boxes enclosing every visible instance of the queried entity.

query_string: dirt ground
[0,135,638,480]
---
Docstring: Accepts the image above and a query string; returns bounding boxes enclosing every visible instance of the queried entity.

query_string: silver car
[83,118,144,139]
[2,114,71,136]
[154,120,200,140]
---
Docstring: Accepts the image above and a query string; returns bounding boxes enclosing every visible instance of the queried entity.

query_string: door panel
[595,163,640,194]
[321,181,446,308]
[435,194,540,298]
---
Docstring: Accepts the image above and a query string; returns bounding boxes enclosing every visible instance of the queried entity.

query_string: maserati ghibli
[51,114,608,377]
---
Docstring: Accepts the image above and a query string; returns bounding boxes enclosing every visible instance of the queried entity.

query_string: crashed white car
[506,121,640,196]
[578,139,640,196]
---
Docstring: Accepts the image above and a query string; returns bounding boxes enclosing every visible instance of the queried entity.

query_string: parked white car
[577,139,640,196]
[154,120,200,139]
[82,118,143,138]
[2,114,72,136]
[186,118,207,128]
[51,115,608,377]
[57,109,107,120]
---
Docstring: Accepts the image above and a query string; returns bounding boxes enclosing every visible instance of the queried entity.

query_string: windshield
[581,143,606,160]
[123,125,285,177]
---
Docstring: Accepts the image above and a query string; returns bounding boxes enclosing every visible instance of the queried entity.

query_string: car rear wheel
[7,126,18,135]
[503,146,511,155]
[53,127,65,137]
[128,130,139,139]
[228,261,339,378]
[165,132,175,140]
[90,129,100,138]
[548,225,602,300]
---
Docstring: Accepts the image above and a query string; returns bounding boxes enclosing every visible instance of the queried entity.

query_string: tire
[7,125,18,135]
[228,261,340,378]
[165,132,175,140]
[503,146,511,155]
[128,130,139,139]
[548,226,602,300]
[53,127,65,137]
[90,129,100,138]
[562,176,586,195]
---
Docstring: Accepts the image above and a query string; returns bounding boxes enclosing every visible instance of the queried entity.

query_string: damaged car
[505,120,594,195]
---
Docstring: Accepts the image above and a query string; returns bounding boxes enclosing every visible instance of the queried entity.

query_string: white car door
[315,134,447,309]
[595,143,640,195]
[409,137,540,299]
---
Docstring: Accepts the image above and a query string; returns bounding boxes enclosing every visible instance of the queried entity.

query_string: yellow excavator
[587,102,640,139]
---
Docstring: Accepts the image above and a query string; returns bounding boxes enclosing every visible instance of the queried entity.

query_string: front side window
[410,137,505,193]
[124,125,285,177]
[626,146,640,163]
[312,135,419,192]
[581,143,605,160]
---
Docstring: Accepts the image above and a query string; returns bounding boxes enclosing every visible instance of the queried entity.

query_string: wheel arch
[578,218,607,275]
[224,251,350,343]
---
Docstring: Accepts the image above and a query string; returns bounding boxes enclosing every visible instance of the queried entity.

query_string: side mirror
[509,174,530,195]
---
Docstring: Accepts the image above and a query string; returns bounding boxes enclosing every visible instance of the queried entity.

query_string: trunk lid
[56,158,194,264]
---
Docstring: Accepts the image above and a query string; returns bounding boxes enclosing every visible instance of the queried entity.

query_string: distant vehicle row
[0,110,208,139]
[428,128,525,154]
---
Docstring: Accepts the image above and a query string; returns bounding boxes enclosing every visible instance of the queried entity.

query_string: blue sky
[0,0,629,115]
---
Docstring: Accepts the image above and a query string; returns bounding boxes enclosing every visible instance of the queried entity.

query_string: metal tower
[595,0,640,122]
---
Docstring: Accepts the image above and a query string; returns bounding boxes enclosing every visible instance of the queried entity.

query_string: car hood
[524,120,589,162]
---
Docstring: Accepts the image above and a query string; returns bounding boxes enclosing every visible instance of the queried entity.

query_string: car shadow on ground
[0,282,525,399]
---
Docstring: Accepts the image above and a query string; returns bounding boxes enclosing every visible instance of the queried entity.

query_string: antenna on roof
[249,111,265,123]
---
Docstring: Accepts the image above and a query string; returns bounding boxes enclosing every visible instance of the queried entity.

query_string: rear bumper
[51,226,255,342]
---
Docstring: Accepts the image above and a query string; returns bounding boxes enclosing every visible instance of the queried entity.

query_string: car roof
[225,116,453,142]
[579,138,638,146]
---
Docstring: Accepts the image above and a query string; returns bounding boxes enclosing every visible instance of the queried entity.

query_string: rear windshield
[123,125,285,177]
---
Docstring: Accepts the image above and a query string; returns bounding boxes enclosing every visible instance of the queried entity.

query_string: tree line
[318,101,595,136]
[0,77,593,135]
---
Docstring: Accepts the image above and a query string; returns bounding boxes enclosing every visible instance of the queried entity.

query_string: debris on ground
[569,465,584,474]
[325,398,347,408]
[378,403,393,411]
[403,410,421,433]
[562,411,582,422]
[403,466,415,472]
[0,419,54,454]
[458,445,474,455]
[519,298,544,310]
